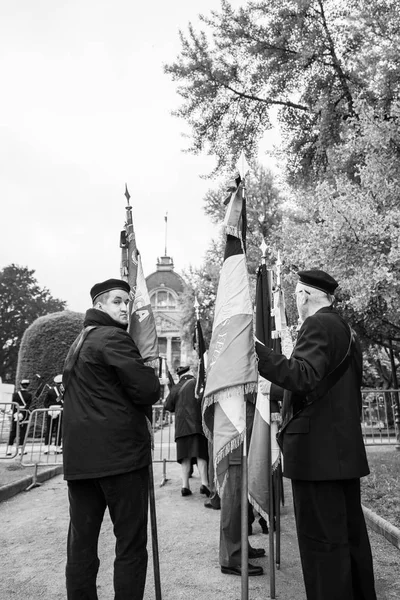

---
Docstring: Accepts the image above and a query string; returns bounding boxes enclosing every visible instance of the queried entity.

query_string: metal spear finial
[124,183,131,206]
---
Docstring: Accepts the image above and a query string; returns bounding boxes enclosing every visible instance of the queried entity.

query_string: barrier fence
[361,389,400,446]
[1,391,398,491]
[0,403,177,489]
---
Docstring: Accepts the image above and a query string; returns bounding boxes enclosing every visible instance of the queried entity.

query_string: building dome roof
[146,269,185,294]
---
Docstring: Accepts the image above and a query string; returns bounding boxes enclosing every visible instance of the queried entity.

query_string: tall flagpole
[237,151,250,600]
[120,185,162,600]
[260,239,276,599]
[164,212,168,256]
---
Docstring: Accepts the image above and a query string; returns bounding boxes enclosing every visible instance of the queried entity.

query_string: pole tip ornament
[236,150,250,179]
[124,183,131,204]
[260,239,267,258]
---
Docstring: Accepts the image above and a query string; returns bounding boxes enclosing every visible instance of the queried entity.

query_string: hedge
[16,310,84,407]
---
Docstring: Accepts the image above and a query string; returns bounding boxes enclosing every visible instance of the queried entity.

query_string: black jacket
[12,389,32,410]
[164,375,204,439]
[62,308,160,480]
[256,306,369,481]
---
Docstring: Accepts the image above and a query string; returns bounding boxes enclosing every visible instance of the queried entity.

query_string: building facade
[146,255,190,375]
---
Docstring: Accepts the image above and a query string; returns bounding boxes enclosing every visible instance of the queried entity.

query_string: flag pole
[272,251,285,570]
[148,460,162,600]
[241,426,249,600]
[121,185,162,599]
[238,154,250,600]
[266,264,276,599]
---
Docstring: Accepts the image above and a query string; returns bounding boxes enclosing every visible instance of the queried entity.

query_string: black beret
[90,278,131,303]
[176,365,190,376]
[298,269,338,295]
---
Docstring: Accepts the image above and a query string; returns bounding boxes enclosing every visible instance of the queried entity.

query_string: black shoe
[204,500,221,510]
[221,564,264,576]
[181,487,192,497]
[248,546,266,559]
[200,485,211,497]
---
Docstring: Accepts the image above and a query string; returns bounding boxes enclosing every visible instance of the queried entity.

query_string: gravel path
[0,460,399,599]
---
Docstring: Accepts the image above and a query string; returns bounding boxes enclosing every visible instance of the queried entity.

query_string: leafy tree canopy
[0,264,66,383]
[280,100,400,368]
[165,0,400,181]
[179,164,285,346]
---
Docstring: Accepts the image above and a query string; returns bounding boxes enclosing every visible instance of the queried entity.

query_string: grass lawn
[362,446,400,529]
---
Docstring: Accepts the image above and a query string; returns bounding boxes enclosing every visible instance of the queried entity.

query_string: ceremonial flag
[202,179,258,491]
[193,315,207,399]
[248,259,293,520]
[120,185,159,362]
[248,263,274,520]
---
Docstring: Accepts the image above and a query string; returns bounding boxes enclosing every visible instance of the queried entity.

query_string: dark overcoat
[256,306,369,481]
[62,308,160,480]
[164,375,203,440]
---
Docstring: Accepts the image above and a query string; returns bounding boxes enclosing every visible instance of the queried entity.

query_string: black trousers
[8,420,27,446]
[66,467,149,600]
[292,479,377,600]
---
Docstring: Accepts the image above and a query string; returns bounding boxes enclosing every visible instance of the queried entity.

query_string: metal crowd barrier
[151,404,175,486]
[361,389,399,446]
[16,407,63,490]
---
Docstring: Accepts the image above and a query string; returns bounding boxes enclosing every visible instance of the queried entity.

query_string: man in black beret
[62,278,160,600]
[256,269,376,600]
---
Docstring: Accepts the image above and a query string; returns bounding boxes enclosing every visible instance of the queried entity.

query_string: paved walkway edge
[363,504,400,550]
[0,465,63,503]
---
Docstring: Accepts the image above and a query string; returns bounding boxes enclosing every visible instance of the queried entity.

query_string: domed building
[146,254,190,374]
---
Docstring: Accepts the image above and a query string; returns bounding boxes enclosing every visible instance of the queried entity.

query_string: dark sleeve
[104,330,160,406]
[164,386,178,412]
[256,315,332,394]
[25,392,33,410]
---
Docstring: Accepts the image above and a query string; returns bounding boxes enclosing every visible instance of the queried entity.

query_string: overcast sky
[0,1,277,313]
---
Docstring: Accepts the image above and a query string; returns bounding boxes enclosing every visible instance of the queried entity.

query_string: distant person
[164,365,210,497]
[256,269,376,600]
[62,278,160,600]
[7,379,32,456]
[44,374,63,453]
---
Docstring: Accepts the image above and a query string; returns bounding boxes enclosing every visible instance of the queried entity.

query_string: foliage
[279,101,400,373]
[179,165,285,347]
[16,310,84,406]
[0,265,66,383]
[179,239,224,348]
[361,450,400,529]
[165,0,400,181]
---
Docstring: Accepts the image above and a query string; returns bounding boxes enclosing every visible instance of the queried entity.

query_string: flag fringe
[224,225,243,239]
[214,429,245,495]
[204,382,257,408]
[248,495,269,522]
[248,454,281,523]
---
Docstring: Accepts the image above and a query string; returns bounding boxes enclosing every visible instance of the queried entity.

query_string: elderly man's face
[97,289,129,325]
[295,284,310,322]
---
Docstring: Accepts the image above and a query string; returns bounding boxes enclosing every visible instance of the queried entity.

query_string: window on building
[150,290,177,310]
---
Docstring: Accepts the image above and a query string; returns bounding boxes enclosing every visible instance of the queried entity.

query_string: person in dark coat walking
[256,269,376,600]
[7,379,32,455]
[62,278,160,600]
[164,365,210,497]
